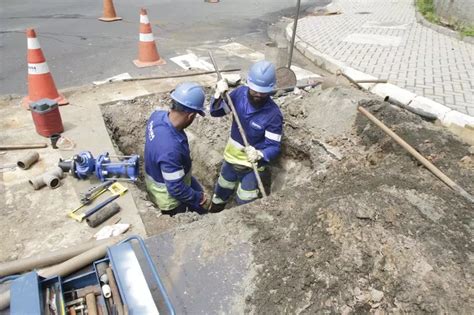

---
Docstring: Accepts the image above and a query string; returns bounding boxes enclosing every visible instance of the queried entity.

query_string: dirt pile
[101,85,473,313]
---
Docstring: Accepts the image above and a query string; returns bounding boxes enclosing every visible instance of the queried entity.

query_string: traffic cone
[21,28,67,109]
[133,8,166,68]
[98,0,122,22]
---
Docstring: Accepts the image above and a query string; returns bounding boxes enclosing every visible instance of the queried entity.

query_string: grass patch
[416,0,473,37]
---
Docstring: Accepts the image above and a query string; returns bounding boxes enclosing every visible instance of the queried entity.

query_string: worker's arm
[260,113,283,162]
[160,154,203,208]
[210,79,234,117]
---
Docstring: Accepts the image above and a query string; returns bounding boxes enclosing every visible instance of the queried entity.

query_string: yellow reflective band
[217,175,237,190]
[236,186,259,201]
[223,138,252,168]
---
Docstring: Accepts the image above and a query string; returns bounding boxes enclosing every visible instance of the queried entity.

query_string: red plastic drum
[30,99,64,137]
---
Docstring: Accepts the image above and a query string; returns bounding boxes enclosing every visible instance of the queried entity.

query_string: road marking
[170,52,214,71]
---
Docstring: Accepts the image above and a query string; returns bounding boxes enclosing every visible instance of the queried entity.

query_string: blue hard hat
[247,60,276,93]
[170,82,206,116]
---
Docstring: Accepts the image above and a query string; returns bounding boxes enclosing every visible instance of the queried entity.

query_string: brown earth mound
[101,85,473,313]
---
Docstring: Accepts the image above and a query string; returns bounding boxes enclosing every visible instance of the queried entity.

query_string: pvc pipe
[0,238,117,277]
[0,237,123,311]
[29,166,64,190]
[38,237,123,278]
[16,151,39,170]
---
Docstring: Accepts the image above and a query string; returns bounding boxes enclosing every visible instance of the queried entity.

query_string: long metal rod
[288,0,302,68]
[122,68,241,82]
[208,52,267,198]
[0,143,47,150]
[358,106,473,204]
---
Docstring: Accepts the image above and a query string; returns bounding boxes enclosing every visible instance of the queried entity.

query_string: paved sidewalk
[296,0,474,116]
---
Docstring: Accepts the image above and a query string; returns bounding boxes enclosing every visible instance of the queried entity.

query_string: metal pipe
[0,238,119,277]
[29,166,64,190]
[209,51,267,197]
[0,237,123,310]
[288,0,302,68]
[122,68,241,82]
[358,105,473,204]
[0,143,47,150]
[16,151,39,170]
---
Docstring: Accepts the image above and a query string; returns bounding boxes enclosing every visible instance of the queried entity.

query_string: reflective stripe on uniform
[236,186,259,201]
[162,169,185,181]
[146,172,192,211]
[139,33,154,42]
[223,137,252,168]
[265,130,281,142]
[217,174,237,190]
[211,194,227,204]
[28,62,49,75]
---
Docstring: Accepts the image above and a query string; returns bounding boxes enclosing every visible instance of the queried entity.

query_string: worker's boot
[208,202,226,213]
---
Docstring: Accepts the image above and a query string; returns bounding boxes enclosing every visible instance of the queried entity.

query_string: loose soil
[101,84,473,313]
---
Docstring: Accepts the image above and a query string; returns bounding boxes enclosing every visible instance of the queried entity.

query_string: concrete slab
[0,74,218,263]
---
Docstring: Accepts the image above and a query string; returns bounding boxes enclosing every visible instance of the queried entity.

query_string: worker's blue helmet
[171,82,206,116]
[247,60,276,94]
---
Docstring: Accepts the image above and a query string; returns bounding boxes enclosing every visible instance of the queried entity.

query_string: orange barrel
[30,99,64,137]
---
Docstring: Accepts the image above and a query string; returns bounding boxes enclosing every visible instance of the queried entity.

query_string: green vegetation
[416,0,474,37]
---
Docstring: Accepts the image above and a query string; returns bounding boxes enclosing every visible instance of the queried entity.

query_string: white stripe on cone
[140,15,150,24]
[28,62,50,75]
[139,33,154,42]
[27,38,41,49]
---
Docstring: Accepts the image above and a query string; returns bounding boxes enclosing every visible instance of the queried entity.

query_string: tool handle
[208,52,267,197]
[84,194,120,219]
[358,106,473,204]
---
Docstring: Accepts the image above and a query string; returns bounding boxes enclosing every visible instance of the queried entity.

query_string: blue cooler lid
[30,98,58,113]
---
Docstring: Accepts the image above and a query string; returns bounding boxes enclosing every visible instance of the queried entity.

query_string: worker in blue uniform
[208,60,283,212]
[144,82,207,216]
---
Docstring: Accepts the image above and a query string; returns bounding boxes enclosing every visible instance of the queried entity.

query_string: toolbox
[10,236,175,315]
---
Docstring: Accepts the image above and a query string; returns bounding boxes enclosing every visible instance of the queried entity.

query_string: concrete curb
[286,22,474,130]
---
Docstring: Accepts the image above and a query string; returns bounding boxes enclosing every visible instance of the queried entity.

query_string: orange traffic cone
[21,29,68,110]
[133,8,166,68]
[98,0,122,22]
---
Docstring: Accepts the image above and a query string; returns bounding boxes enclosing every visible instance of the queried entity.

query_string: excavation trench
[101,90,327,223]
[101,85,473,313]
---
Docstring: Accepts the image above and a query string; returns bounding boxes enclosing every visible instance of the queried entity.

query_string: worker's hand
[245,146,263,163]
[199,193,208,206]
[213,78,229,99]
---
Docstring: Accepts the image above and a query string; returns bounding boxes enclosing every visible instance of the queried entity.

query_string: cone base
[98,16,122,22]
[133,58,166,68]
[21,94,69,110]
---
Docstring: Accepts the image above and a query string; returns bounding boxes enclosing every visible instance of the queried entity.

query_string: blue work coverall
[210,86,283,204]
[144,111,205,214]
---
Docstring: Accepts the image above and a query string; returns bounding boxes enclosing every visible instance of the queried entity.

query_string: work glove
[245,146,264,163]
[213,78,229,99]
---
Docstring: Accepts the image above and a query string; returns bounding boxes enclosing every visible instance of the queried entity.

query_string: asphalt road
[0,0,322,95]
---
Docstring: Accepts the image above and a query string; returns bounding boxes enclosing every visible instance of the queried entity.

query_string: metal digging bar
[208,51,268,198]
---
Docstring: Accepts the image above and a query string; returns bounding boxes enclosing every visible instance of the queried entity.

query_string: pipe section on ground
[16,151,39,170]
[0,236,123,310]
[0,238,117,277]
[29,166,64,190]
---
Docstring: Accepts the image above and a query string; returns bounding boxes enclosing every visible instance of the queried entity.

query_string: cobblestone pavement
[296,0,474,115]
